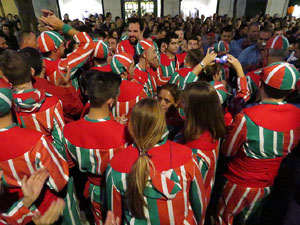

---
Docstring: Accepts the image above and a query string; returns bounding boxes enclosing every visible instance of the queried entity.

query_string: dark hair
[0,49,31,85]
[165,32,178,45]
[158,83,180,103]
[182,81,225,142]
[200,64,221,83]
[262,82,291,99]
[16,30,34,47]
[19,47,43,76]
[221,25,233,34]
[185,49,202,67]
[128,18,144,32]
[188,35,198,42]
[87,71,121,107]
[94,29,107,39]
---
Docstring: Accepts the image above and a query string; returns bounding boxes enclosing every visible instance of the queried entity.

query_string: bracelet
[62,24,72,34]
[200,62,205,68]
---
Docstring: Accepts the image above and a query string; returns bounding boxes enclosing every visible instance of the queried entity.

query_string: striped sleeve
[169,72,180,86]
[52,100,65,157]
[0,200,37,225]
[36,135,69,192]
[236,77,250,102]
[180,72,198,90]
[105,165,122,220]
[189,156,208,225]
[221,113,247,157]
[154,66,170,86]
[49,32,94,85]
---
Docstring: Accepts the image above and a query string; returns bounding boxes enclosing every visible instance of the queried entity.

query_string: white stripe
[121,173,127,190]
[130,218,135,225]
[167,199,175,224]
[46,108,51,130]
[41,137,69,181]
[273,131,278,156]
[143,197,151,225]
[76,146,82,170]
[54,106,65,128]
[96,150,101,175]
[32,114,41,132]
[8,160,22,186]
[112,56,121,74]
[140,40,152,47]
[125,101,129,115]
[89,149,95,174]
[244,189,261,220]
[288,130,294,153]
[24,152,35,174]
[66,193,76,225]
[3,200,23,216]
[41,33,49,52]
[46,31,63,43]
[114,54,133,63]
[116,101,120,117]
[94,40,102,57]
[264,64,285,85]
[232,188,250,214]
[180,165,188,217]
[220,183,236,216]
[0,92,12,106]
[271,35,280,49]
[109,148,114,160]
[197,149,211,166]
[259,127,267,157]
[68,48,94,65]
[285,64,297,89]
[227,117,246,156]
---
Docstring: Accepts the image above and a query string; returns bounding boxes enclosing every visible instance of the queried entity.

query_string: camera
[215,55,228,64]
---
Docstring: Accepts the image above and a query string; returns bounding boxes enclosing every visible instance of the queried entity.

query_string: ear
[31,67,35,77]
[106,98,114,108]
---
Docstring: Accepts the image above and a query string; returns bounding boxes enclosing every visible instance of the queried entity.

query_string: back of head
[87,71,121,108]
[199,64,221,82]
[19,47,43,76]
[182,81,225,142]
[126,98,166,219]
[186,49,202,67]
[261,62,299,99]
[17,30,33,48]
[0,49,31,86]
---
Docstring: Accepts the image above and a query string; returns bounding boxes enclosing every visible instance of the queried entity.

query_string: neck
[48,51,59,60]
[267,57,284,65]
[166,51,175,59]
[87,104,110,120]
[0,113,13,129]
[138,58,147,70]
[14,81,33,91]
[94,60,107,67]
[260,89,285,103]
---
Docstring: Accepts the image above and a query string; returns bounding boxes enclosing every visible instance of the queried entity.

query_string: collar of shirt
[84,115,111,123]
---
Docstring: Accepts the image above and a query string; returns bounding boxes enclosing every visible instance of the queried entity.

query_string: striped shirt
[169,67,198,90]
[106,139,208,225]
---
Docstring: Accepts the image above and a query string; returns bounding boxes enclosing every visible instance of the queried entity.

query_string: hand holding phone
[215,55,228,64]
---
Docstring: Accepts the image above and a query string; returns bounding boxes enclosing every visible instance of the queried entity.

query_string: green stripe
[245,115,261,158]
[147,197,160,224]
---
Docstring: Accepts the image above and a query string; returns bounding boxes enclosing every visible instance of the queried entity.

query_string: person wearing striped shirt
[38,10,94,90]
[106,98,208,225]
[63,71,129,225]
[0,50,81,225]
[0,79,70,224]
[110,52,147,121]
[216,62,300,225]
[133,39,169,97]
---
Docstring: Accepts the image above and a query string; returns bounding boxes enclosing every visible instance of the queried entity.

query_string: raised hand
[39,10,64,31]
[226,54,245,78]
[57,66,72,87]
[21,168,49,208]
[202,48,217,67]
[32,199,65,225]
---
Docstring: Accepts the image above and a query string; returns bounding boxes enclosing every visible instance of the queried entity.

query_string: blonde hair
[126,98,166,218]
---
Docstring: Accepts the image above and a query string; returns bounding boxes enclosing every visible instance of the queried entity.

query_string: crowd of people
[0,7,299,225]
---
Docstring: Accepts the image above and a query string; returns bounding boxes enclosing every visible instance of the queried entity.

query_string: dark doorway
[245,0,268,19]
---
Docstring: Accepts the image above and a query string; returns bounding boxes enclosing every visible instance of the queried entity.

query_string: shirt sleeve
[105,165,122,220]
[52,100,66,157]
[236,77,250,102]
[221,113,247,157]
[0,200,37,225]
[189,156,208,225]
[35,135,69,192]
[48,32,94,85]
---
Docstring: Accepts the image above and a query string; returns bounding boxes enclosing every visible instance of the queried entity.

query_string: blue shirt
[238,44,261,73]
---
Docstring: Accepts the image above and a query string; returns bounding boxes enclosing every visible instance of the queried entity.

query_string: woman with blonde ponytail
[106,98,208,225]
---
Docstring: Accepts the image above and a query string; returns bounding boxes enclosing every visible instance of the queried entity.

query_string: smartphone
[215,55,228,64]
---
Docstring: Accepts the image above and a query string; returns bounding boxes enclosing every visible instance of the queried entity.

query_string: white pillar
[266,0,288,17]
